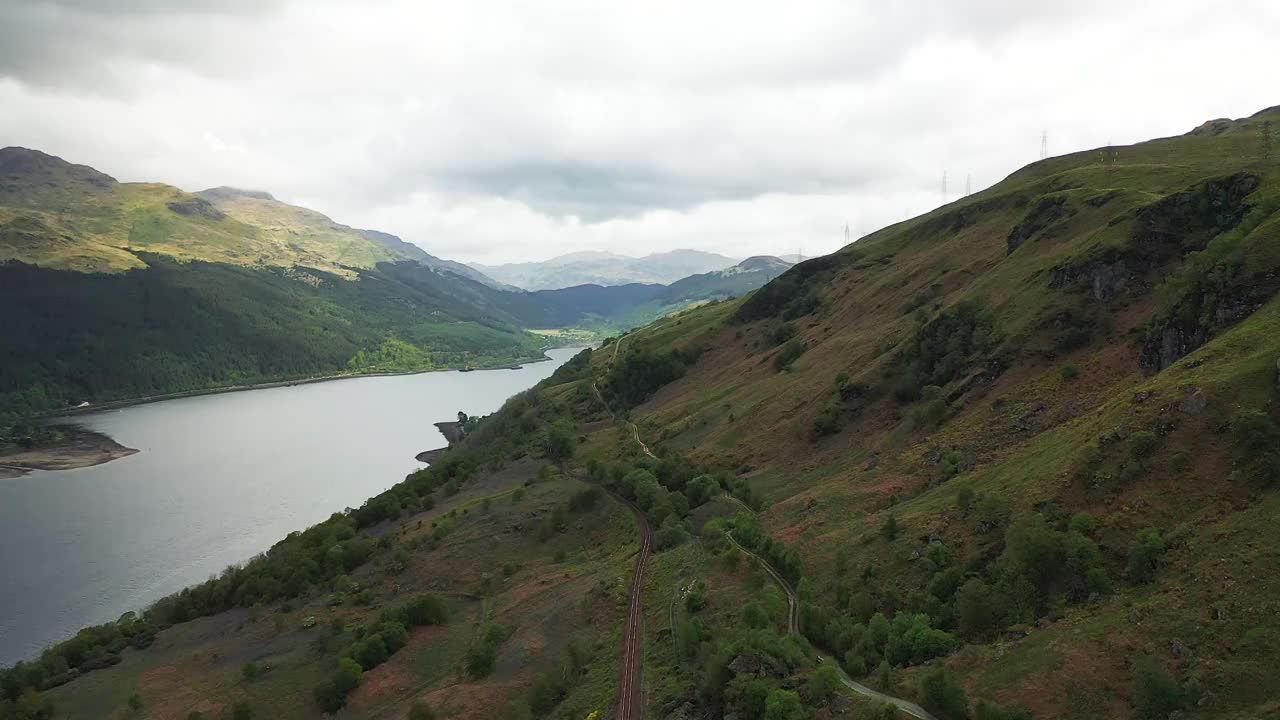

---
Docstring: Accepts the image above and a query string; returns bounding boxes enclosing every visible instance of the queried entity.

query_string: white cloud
[1,0,1277,263]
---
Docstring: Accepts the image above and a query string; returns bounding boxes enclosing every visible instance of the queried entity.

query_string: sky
[2,1,1277,265]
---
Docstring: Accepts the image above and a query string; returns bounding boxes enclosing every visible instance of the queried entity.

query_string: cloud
[1,0,1277,263]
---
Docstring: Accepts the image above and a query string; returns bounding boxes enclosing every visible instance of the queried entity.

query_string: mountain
[0,148,552,417]
[0,148,773,419]
[352,227,511,289]
[521,256,793,330]
[14,109,1280,720]
[472,248,742,290]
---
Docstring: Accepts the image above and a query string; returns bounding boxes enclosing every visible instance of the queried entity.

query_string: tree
[764,689,806,720]
[335,657,363,696]
[1128,528,1166,584]
[240,661,260,681]
[546,421,575,464]
[127,693,143,712]
[1132,655,1182,719]
[806,665,840,706]
[920,666,969,720]
[881,515,899,541]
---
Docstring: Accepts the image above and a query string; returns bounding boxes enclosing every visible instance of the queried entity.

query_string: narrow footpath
[725,534,939,720]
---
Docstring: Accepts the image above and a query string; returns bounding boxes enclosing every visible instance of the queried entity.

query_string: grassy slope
[43,459,634,720]
[0,149,415,276]
[0,150,558,416]
[581,108,1280,718]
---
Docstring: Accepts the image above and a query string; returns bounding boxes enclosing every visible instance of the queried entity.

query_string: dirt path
[592,334,657,460]
[611,492,652,720]
[726,534,938,720]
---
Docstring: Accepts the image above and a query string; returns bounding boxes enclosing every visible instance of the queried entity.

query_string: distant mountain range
[471,249,743,290]
[0,147,787,417]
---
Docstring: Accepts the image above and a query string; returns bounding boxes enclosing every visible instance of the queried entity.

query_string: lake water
[0,347,581,665]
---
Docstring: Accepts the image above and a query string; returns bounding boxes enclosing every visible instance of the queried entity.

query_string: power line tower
[1040,130,1049,160]
[965,174,972,197]
[844,223,851,245]
[1264,120,1273,161]
[1101,139,1118,186]
[941,170,948,205]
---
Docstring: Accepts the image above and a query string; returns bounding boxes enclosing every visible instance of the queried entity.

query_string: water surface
[0,347,581,664]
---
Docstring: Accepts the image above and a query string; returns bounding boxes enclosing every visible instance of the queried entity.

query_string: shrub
[128,693,143,711]
[231,702,252,720]
[880,515,899,541]
[1128,528,1166,583]
[240,661,259,681]
[811,404,843,439]
[920,666,969,720]
[774,339,808,371]
[1132,655,1183,719]
[1129,431,1159,459]
[956,485,975,513]
[1068,512,1097,535]
[1060,363,1079,380]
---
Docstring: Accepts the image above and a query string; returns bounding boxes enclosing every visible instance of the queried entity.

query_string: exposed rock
[728,655,766,676]
[864,457,880,471]
[1007,196,1072,255]
[1133,391,1153,403]
[1171,639,1187,658]
[1100,425,1130,444]
[166,197,226,220]
[1177,387,1208,415]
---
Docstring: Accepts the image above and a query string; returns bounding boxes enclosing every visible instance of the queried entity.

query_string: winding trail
[726,534,939,720]
[591,331,932,719]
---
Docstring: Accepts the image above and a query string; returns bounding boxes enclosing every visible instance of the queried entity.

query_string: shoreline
[11,344,590,478]
[0,426,138,479]
[47,345,588,419]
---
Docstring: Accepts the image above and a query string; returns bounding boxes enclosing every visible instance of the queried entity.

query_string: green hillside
[0,148,552,418]
[6,108,1279,720]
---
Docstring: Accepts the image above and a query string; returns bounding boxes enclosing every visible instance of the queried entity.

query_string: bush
[240,661,259,681]
[880,515,899,541]
[811,404,843,439]
[919,666,969,720]
[1129,431,1159,459]
[1068,512,1097,535]
[1132,655,1183,719]
[954,578,1002,639]
[1128,528,1166,584]
[231,702,253,720]
[1060,363,1079,380]
[774,339,808,371]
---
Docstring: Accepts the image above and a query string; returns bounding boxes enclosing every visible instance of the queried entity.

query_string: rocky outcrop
[1050,172,1261,307]
[1007,195,1072,254]
[166,197,225,220]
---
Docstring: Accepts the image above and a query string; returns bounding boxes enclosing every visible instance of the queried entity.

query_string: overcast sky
[2,1,1277,264]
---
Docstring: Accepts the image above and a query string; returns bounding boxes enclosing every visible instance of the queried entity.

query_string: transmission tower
[941,170,948,204]
[1265,120,1273,161]
[965,174,972,197]
[844,223,851,245]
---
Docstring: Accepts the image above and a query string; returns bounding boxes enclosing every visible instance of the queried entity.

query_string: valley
[3,104,1278,720]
